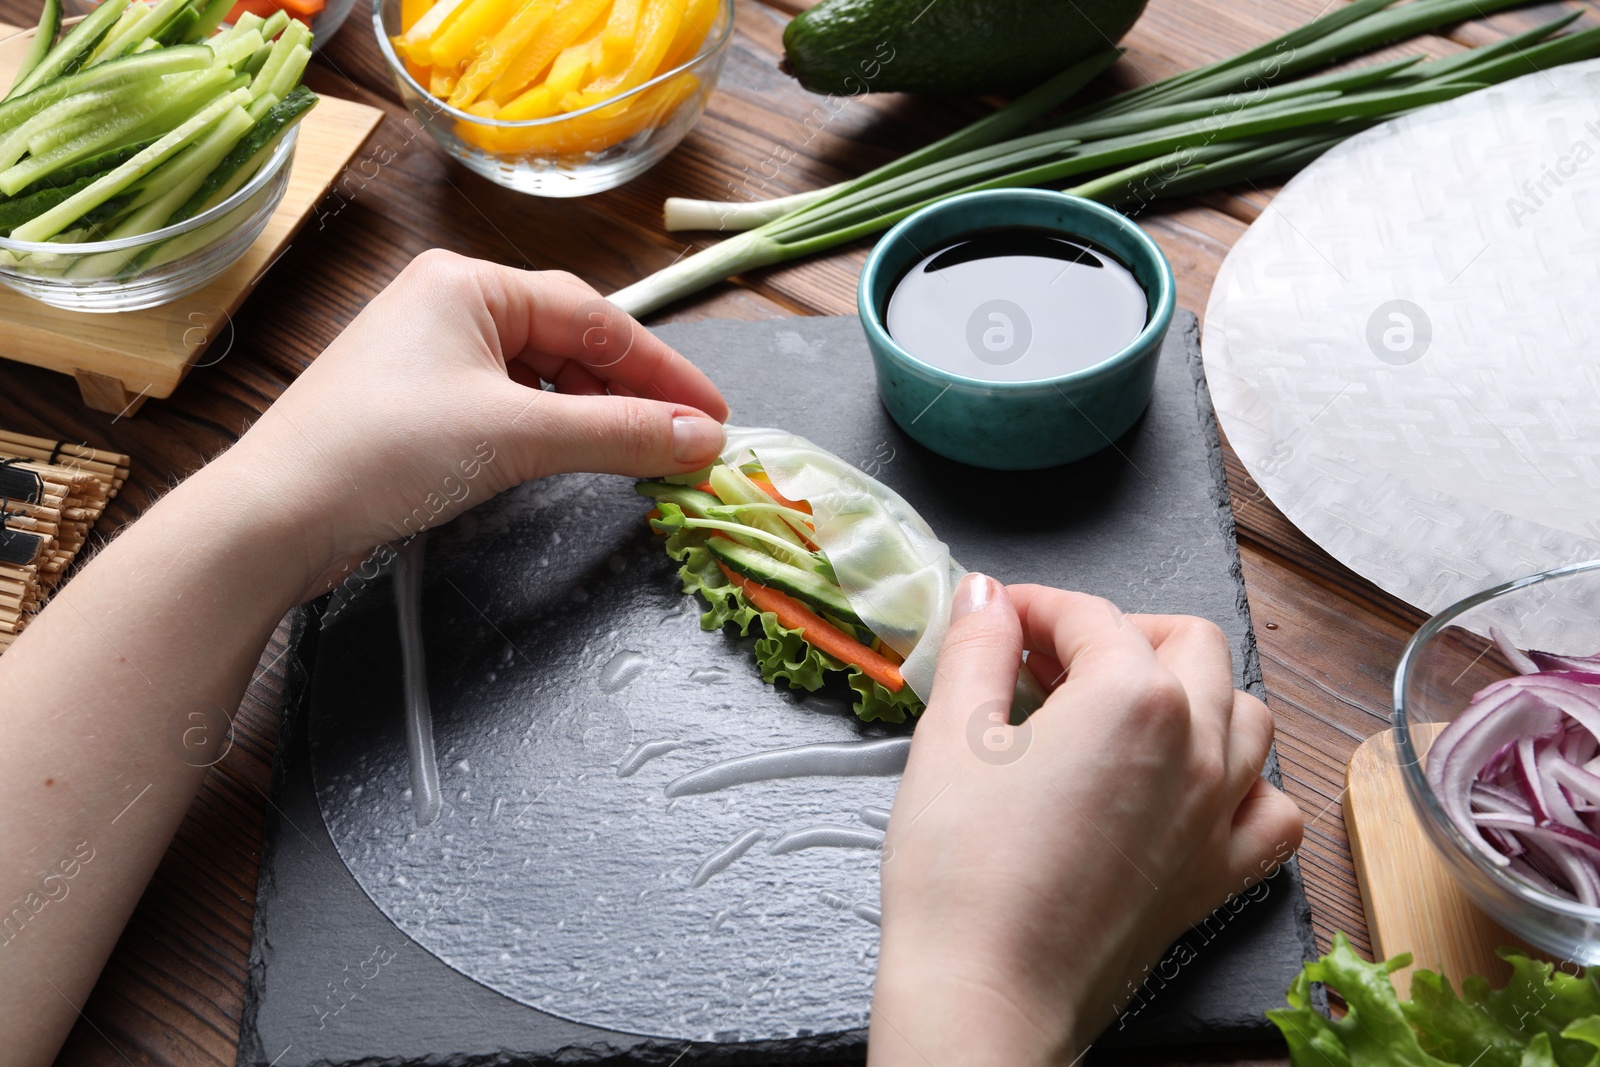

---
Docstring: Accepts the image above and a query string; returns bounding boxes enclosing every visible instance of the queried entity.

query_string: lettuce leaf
[1269,933,1600,1067]
[662,522,922,724]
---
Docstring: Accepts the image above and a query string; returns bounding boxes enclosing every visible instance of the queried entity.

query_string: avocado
[780,0,1147,97]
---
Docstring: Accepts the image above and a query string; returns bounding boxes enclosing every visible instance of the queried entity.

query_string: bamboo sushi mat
[0,429,130,652]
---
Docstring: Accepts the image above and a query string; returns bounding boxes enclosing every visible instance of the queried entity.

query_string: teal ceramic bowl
[857,189,1175,470]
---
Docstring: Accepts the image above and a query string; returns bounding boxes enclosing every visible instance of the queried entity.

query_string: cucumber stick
[84,1,146,65]
[10,0,130,98]
[95,0,194,65]
[0,89,117,172]
[11,86,249,242]
[10,0,62,95]
[0,63,239,195]
[187,0,238,43]
[269,44,310,100]
[0,46,213,140]
[69,103,253,276]
[708,465,810,554]
[258,10,291,42]
[251,21,310,99]
[9,139,155,196]
[170,85,314,223]
[0,172,96,233]
[704,537,866,627]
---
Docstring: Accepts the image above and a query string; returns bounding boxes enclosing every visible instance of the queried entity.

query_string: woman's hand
[208,248,729,601]
[870,575,1304,1064]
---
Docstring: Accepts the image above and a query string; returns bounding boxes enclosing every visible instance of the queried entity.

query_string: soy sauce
[884,227,1148,383]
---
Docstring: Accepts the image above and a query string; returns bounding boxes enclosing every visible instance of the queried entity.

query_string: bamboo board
[0,23,384,416]
[1346,723,1552,997]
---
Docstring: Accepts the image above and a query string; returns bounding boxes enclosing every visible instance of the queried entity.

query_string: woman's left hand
[213,248,729,601]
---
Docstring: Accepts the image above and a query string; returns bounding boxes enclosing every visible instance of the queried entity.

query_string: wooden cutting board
[0,23,384,416]
[1346,723,1551,997]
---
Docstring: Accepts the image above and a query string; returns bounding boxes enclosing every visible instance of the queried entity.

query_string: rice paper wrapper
[721,426,961,703]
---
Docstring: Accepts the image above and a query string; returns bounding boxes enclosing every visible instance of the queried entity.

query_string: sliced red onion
[1429,689,1563,865]
[1428,642,1600,897]
[1529,650,1600,673]
[1509,856,1566,896]
[1548,757,1600,808]
[1515,737,1553,823]
[1492,627,1539,674]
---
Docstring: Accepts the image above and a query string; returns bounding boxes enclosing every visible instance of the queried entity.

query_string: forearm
[0,455,314,1066]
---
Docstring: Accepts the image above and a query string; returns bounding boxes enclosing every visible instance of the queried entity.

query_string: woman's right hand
[870,576,1304,1065]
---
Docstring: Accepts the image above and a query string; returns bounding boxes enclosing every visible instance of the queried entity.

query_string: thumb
[501,388,726,480]
[919,573,1026,755]
[1226,777,1304,887]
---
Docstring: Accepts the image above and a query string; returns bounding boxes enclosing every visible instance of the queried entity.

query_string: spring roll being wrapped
[638,426,1046,722]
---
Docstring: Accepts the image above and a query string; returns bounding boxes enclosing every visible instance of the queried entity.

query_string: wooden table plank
[0,1,1591,1063]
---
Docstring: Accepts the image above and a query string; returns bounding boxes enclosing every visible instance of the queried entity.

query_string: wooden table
[3,0,1594,1062]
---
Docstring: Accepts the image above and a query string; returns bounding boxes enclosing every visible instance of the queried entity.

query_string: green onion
[617,0,1600,317]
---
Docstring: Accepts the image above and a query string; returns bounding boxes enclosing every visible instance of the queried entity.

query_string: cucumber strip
[0,88,117,171]
[68,103,253,274]
[249,21,307,99]
[27,107,111,156]
[0,172,95,233]
[0,63,238,194]
[156,6,201,45]
[214,11,264,41]
[84,1,148,65]
[709,465,809,551]
[10,86,249,242]
[94,0,192,63]
[10,138,154,195]
[212,27,265,68]
[0,46,212,138]
[169,84,312,222]
[259,9,290,41]
[11,0,63,95]
[10,0,130,96]
[636,481,723,516]
[267,43,310,99]
[187,0,236,42]
[122,83,247,209]
[246,90,279,117]
[133,196,243,270]
[704,537,865,627]
[241,43,272,77]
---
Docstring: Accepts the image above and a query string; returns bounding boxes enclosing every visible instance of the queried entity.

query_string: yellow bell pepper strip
[658,0,718,72]
[447,0,556,106]
[496,14,604,119]
[594,0,641,78]
[400,0,433,33]
[485,0,608,105]
[405,57,431,84]
[562,0,678,110]
[394,0,473,63]
[424,0,510,71]
[429,65,459,97]
[461,72,695,157]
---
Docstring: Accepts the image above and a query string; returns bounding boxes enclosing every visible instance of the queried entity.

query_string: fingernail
[951,572,998,620]
[673,416,724,464]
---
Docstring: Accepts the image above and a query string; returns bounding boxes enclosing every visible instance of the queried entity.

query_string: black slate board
[239,312,1317,1067]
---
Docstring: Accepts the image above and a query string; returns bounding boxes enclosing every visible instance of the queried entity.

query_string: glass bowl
[1394,559,1600,962]
[0,24,298,313]
[67,0,357,47]
[373,0,732,197]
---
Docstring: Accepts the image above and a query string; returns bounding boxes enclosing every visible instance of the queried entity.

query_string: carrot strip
[718,563,905,692]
